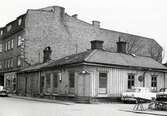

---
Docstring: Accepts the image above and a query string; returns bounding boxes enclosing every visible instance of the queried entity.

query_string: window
[0,44,2,52]
[0,30,3,36]
[151,75,157,88]
[7,25,12,32]
[11,39,14,49]
[0,61,2,69]
[7,59,10,68]
[69,72,75,88]
[10,58,13,68]
[5,42,8,51]
[53,72,58,88]
[17,36,22,46]
[18,18,22,25]
[46,73,51,88]
[128,74,135,89]
[7,40,11,50]
[99,72,107,88]
[17,56,21,66]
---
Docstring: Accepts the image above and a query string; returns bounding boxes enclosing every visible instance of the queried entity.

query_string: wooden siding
[86,66,166,97]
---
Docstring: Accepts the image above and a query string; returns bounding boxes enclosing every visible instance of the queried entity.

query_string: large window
[128,74,135,89]
[69,72,75,88]
[46,73,51,88]
[151,75,157,88]
[53,72,58,88]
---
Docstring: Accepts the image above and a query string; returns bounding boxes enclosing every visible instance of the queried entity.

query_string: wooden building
[16,40,167,102]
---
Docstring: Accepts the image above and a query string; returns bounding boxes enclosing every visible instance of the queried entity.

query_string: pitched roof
[19,49,167,73]
[44,49,167,71]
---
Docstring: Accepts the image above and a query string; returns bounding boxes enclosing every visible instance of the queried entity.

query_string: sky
[0,0,167,62]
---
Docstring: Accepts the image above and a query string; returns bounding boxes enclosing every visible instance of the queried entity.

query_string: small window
[11,39,14,49]
[7,40,11,50]
[128,74,135,89]
[7,25,12,32]
[10,58,13,68]
[17,36,22,46]
[0,30,3,36]
[53,72,58,88]
[18,18,22,25]
[46,73,51,88]
[0,44,2,52]
[69,72,75,88]
[151,75,157,88]
[17,56,21,66]
[0,61,2,69]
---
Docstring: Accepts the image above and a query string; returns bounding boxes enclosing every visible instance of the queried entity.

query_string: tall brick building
[0,6,162,91]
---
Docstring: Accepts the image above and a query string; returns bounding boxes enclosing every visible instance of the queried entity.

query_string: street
[0,97,167,116]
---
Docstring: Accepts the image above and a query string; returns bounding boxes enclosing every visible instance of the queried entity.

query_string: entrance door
[99,72,107,94]
[40,76,44,93]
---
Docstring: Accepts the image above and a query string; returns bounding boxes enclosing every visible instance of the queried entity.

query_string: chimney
[91,40,104,50]
[92,20,100,27]
[43,46,52,63]
[72,14,78,18]
[117,37,127,53]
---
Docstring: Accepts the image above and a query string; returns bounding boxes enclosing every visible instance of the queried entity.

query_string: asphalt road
[0,97,166,116]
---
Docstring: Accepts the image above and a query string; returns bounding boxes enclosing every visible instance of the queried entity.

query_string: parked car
[156,88,167,101]
[0,86,8,97]
[121,87,156,103]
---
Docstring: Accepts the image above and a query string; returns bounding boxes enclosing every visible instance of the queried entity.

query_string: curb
[8,95,75,105]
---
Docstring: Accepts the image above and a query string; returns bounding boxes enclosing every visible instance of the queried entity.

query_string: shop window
[128,73,135,89]
[46,73,51,88]
[69,72,75,88]
[53,72,58,88]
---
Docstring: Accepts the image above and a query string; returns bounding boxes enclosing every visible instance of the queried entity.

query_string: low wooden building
[16,40,167,102]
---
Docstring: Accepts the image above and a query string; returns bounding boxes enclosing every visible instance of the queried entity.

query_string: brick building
[0,6,163,92]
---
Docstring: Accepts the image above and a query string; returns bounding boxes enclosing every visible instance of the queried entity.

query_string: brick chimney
[43,46,52,63]
[92,20,100,27]
[117,37,127,53]
[91,40,104,50]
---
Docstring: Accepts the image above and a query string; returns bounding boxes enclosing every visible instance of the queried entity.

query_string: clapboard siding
[86,66,166,97]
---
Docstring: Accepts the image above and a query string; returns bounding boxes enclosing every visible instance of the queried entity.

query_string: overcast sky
[0,0,167,62]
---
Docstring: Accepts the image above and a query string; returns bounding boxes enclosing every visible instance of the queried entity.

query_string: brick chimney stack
[91,40,104,50]
[43,46,52,63]
[117,37,127,53]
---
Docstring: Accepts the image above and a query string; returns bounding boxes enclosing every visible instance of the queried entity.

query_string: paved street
[0,97,166,116]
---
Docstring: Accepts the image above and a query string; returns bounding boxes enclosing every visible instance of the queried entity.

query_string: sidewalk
[8,94,75,105]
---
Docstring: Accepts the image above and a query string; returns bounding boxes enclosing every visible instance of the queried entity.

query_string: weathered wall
[24,6,162,65]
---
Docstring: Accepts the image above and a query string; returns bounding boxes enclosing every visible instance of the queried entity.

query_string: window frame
[151,75,157,88]
[128,73,135,89]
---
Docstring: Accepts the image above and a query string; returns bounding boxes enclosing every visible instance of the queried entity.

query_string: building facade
[0,6,163,92]
[16,40,167,102]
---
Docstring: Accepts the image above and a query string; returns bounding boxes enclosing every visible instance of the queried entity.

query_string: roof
[44,49,167,71]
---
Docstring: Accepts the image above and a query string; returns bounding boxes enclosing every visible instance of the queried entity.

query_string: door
[99,72,107,94]
[40,76,44,93]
